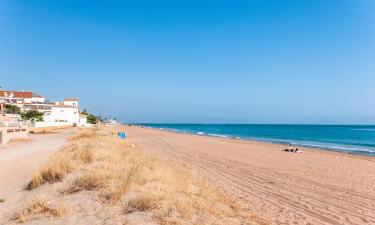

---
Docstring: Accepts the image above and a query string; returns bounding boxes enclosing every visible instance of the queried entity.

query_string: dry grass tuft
[63,172,106,194]
[12,197,66,223]
[73,146,94,163]
[124,194,158,213]
[26,154,73,190]
[69,128,98,140]
[24,126,240,224]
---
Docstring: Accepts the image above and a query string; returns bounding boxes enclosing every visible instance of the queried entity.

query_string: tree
[86,114,98,124]
[21,110,44,121]
[5,105,20,114]
[81,108,88,115]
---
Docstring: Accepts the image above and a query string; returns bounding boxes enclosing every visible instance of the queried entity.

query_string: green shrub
[5,105,20,114]
[21,110,44,121]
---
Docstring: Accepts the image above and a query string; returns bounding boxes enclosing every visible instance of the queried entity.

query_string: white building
[44,105,79,124]
[44,98,87,126]
[78,114,87,127]
[0,91,46,110]
[0,90,87,127]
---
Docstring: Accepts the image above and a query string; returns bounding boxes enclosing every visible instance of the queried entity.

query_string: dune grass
[26,152,74,190]
[21,126,239,224]
[12,197,66,223]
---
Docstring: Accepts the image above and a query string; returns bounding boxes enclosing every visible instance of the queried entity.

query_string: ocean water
[139,124,375,156]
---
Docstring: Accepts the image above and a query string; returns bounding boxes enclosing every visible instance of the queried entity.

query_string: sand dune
[126,126,375,224]
[2,127,245,225]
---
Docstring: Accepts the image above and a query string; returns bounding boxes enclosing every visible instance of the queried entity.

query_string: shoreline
[2,125,375,224]
[125,125,375,224]
[137,125,375,160]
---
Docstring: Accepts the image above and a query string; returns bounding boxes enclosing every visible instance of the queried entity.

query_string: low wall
[0,127,28,145]
[33,121,72,128]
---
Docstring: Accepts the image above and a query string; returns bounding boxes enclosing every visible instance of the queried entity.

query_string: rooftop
[0,91,33,98]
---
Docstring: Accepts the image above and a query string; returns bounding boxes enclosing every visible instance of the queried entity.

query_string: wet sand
[125,125,375,224]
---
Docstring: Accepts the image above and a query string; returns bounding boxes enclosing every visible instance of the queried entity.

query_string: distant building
[0,90,87,127]
[78,114,87,126]
[63,98,78,107]
[0,91,46,110]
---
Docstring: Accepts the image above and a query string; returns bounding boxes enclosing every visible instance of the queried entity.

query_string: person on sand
[285,143,303,153]
[284,144,290,152]
[295,147,304,153]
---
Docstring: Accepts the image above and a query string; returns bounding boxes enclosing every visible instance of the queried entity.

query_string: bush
[81,109,88,115]
[21,110,44,121]
[5,105,20,114]
[87,114,98,124]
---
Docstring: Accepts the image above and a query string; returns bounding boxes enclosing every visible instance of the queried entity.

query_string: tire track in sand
[136,132,375,225]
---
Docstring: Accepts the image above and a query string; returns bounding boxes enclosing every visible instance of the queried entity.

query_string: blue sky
[1,0,374,124]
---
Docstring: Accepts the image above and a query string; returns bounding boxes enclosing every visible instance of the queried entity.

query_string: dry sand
[124,125,375,225]
[2,125,375,224]
[0,129,71,221]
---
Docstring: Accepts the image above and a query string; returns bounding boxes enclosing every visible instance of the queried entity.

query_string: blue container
[118,131,126,139]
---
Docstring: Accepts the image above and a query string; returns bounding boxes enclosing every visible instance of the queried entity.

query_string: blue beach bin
[117,131,126,139]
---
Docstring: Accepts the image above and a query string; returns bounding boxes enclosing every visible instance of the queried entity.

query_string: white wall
[23,98,32,104]
[33,121,71,128]
[0,127,28,145]
[31,97,46,103]
[78,115,87,127]
[64,100,78,107]
[44,106,79,124]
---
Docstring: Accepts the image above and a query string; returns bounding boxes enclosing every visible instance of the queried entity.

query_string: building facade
[0,90,87,127]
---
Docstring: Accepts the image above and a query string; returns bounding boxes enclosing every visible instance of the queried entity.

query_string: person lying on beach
[285,144,294,152]
[284,145,303,153]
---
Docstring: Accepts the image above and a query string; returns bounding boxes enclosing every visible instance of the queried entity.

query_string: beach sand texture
[0,130,71,221]
[125,126,375,224]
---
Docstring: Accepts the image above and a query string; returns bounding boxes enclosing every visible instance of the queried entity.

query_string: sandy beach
[1,126,375,224]
[125,125,375,224]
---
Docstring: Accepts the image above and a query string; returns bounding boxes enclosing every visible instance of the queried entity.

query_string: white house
[78,114,87,127]
[0,91,46,110]
[43,98,85,125]
[63,98,78,107]
[1,90,88,127]
[30,93,46,104]
[44,104,79,124]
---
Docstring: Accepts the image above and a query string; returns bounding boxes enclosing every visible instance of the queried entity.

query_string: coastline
[3,125,375,224]
[125,125,375,224]
[139,125,375,160]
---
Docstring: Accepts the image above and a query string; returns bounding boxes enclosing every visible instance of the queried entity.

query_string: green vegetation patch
[21,110,44,121]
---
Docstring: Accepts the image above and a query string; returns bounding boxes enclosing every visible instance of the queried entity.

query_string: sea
[138,124,375,156]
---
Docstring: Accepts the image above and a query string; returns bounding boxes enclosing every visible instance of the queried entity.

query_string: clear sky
[1,0,374,124]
